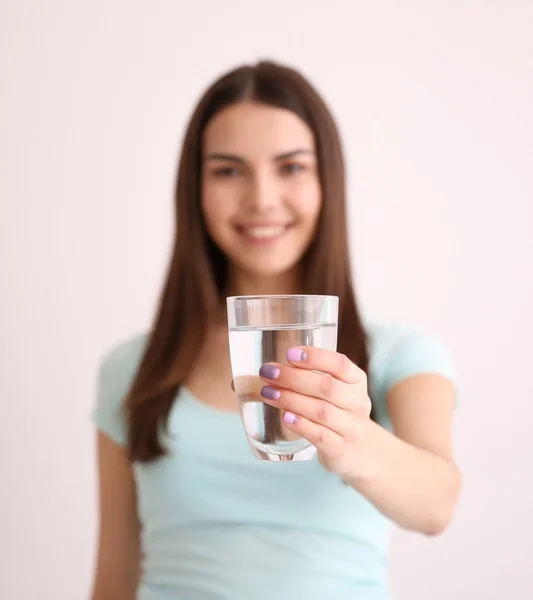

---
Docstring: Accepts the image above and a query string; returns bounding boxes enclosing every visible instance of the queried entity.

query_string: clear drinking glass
[227,294,339,461]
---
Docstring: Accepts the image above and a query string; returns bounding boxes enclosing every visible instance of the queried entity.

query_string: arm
[90,432,141,600]
[257,345,461,536]
[345,374,461,535]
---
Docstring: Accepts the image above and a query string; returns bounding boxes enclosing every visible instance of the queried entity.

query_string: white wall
[1,2,532,598]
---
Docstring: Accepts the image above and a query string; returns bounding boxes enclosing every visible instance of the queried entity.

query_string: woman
[91,60,461,600]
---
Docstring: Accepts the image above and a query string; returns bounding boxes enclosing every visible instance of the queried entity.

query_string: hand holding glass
[227,295,339,461]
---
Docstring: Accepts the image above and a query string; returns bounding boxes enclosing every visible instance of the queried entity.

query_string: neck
[210,267,303,327]
[227,267,302,297]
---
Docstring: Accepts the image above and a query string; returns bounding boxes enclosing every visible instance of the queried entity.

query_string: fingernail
[261,386,281,400]
[287,348,306,362]
[283,411,298,425]
[259,364,280,380]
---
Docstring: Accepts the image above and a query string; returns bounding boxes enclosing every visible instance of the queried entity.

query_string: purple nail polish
[287,348,306,362]
[283,411,298,425]
[259,364,280,380]
[261,386,281,400]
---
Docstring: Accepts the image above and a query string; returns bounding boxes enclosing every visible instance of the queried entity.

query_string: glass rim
[226,294,338,302]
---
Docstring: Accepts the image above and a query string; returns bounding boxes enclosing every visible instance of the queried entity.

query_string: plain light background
[1,1,532,599]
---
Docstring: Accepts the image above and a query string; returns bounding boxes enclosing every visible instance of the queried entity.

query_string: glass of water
[227,295,339,462]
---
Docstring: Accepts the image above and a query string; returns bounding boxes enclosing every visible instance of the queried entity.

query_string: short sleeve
[381,329,458,396]
[367,321,459,425]
[91,334,147,446]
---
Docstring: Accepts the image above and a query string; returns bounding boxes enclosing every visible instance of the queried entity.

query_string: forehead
[202,102,315,157]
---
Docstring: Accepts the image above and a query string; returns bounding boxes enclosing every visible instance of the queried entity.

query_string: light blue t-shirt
[92,320,457,600]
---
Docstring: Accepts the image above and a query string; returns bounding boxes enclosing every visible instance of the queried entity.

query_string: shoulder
[98,332,149,383]
[364,318,458,420]
[92,333,149,446]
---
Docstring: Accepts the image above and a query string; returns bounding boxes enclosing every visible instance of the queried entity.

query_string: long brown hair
[126,60,370,462]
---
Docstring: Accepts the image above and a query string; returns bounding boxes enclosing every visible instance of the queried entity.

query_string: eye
[213,166,240,178]
[279,162,305,176]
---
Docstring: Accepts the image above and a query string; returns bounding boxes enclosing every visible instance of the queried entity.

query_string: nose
[244,171,279,213]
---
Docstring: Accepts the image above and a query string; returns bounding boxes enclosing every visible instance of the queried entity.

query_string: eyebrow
[204,148,315,163]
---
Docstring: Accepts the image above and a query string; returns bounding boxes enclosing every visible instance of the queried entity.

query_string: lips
[235,223,293,243]
[241,226,287,239]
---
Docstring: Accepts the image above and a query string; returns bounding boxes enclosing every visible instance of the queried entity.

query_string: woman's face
[201,101,322,280]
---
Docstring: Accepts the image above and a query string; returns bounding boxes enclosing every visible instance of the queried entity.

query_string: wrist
[342,419,386,490]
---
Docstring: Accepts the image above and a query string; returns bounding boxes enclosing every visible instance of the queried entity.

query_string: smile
[236,224,293,243]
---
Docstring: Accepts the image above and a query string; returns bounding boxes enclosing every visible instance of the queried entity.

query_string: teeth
[243,226,285,239]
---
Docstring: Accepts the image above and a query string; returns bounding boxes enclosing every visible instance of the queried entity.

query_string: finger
[285,347,366,385]
[280,410,344,455]
[260,386,358,436]
[259,362,352,409]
